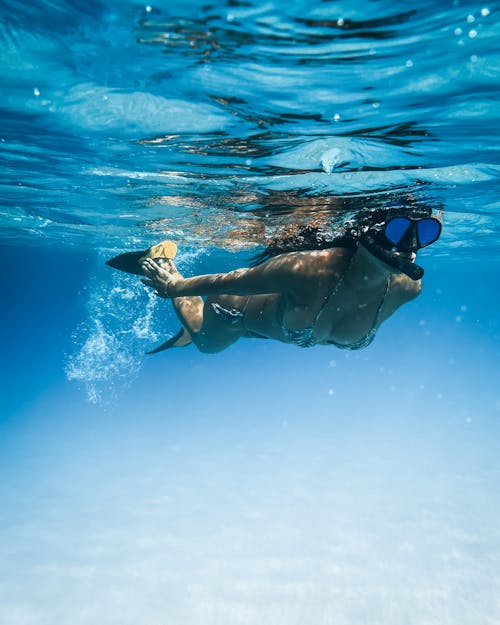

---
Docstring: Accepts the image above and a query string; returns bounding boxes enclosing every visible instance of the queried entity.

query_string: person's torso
[243,248,418,347]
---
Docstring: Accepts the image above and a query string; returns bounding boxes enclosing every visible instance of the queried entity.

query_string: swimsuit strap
[285,248,391,349]
[311,249,357,328]
[281,251,356,348]
[210,297,251,327]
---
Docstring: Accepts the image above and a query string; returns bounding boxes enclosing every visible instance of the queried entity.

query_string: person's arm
[141,255,301,298]
[171,267,279,296]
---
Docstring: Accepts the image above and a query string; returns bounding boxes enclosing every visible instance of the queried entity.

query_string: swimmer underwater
[107,205,442,354]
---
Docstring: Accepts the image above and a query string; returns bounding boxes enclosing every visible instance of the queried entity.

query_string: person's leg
[153,259,247,353]
[169,294,247,353]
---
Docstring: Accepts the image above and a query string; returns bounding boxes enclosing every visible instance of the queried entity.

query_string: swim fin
[146,327,192,354]
[107,240,186,353]
[106,240,177,275]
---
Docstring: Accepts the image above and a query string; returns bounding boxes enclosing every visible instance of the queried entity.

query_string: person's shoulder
[271,247,348,283]
[298,246,352,261]
[380,273,422,320]
[318,246,354,270]
[390,273,422,299]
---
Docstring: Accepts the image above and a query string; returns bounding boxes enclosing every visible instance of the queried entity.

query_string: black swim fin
[106,240,178,275]
[146,327,192,354]
[106,250,147,275]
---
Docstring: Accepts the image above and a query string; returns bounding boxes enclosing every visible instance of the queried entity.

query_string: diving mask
[383,216,441,252]
[361,215,442,280]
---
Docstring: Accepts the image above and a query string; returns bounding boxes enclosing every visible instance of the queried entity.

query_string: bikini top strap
[312,248,357,328]
[313,248,391,337]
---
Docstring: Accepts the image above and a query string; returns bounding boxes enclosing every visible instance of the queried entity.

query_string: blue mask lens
[384,217,411,245]
[417,218,441,247]
[383,216,441,250]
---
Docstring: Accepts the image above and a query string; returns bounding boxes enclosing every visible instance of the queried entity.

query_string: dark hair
[249,199,434,266]
[249,222,355,265]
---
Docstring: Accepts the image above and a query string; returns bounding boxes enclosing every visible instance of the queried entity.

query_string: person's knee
[194,322,242,354]
[195,338,226,354]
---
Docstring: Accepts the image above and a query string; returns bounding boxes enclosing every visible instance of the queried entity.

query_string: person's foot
[141,258,181,298]
[154,257,182,275]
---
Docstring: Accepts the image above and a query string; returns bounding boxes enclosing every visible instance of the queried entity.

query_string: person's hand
[140,258,180,298]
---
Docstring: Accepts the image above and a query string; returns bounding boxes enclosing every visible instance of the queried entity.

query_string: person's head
[251,191,442,277]
[355,205,441,251]
[347,201,442,279]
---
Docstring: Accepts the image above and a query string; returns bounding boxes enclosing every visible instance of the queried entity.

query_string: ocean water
[1,0,500,623]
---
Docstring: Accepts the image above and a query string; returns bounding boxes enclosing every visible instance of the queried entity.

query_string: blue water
[1,1,500,623]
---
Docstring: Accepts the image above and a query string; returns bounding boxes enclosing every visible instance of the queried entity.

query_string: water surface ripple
[1,0,499,256]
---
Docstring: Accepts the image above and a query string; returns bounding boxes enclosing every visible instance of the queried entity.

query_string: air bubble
[333,113,341,122]
[337,18,345,26]
[468,29,477,38]
[405,59,414,67]
[454,27,463,35]
[33,87,40,96]
[145,5,152,12]
[328,388,335,396]
[481,8,490,17]
[467,14,475,23]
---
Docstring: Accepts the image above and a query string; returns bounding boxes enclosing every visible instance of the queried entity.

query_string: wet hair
[249,222,355,265]
[249,199,434,266]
